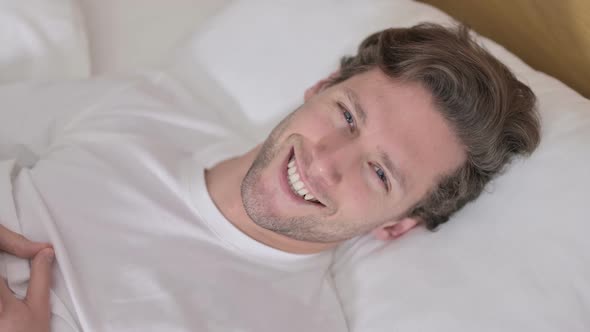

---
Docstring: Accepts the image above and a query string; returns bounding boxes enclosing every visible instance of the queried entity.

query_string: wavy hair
[328,23,541,230]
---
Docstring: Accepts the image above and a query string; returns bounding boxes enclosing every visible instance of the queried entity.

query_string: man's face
[241,68,465,243]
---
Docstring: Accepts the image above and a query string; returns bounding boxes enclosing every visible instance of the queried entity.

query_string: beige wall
[419,0,590,98]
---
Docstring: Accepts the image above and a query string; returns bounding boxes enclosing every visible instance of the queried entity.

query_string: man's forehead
[345,70,431,102]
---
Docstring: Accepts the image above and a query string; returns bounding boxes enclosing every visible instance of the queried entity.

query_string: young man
[0,24,540,331]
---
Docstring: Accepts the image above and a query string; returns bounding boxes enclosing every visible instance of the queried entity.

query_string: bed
[1,0,589,331]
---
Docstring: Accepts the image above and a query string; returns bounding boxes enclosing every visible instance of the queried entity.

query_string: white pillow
[78,0,231,74]
[0,0,89,82]
[170,1,590,331]
[172,0,455,132]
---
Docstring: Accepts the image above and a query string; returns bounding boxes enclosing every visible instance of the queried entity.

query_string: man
[0,24,540,331]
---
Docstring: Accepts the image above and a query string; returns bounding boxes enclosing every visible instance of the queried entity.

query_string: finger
[25,248,54,320]
[0,277,16,306]
[0,224,51,258]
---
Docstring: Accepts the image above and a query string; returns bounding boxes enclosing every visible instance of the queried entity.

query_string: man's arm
[0,224,54,332]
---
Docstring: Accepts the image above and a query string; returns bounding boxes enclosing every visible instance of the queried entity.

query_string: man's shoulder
[52,71,238,151]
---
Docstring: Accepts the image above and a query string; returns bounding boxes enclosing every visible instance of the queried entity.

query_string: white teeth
[297,188,308,196]
[288,173,300,182]
[292,180,304,190]
[287,156,321,205]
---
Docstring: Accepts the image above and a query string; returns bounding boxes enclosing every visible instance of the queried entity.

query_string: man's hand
[0,224,54,332]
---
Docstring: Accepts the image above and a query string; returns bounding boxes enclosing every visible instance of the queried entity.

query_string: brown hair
[329,23,541,230]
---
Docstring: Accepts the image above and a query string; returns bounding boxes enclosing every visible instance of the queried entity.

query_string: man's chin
[250,215,337,244]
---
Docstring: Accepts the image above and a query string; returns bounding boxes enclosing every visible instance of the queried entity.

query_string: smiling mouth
[286,152,324,206]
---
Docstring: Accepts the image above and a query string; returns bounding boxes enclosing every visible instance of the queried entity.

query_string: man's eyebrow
[343,87,367,126]
[379,148,407,194]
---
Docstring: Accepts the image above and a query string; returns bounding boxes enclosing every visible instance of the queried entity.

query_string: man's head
[241,23,540,244]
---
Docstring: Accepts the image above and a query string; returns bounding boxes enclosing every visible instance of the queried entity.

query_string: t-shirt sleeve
[50,72,248,156]
[0,77,134,164]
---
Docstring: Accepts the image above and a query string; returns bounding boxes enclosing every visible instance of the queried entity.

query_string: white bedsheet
[0,0,89,82]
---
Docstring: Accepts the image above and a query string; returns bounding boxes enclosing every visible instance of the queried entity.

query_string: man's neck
[204,145,337,255]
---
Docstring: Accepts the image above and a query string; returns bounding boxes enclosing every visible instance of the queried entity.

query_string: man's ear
[304,71,340,102]
[370,217,419,241]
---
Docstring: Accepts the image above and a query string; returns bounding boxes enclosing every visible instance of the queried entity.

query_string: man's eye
[373,164,388,189]
[338,102,356,131]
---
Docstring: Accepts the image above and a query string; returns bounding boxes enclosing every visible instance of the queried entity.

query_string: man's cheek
[341,186,372,212]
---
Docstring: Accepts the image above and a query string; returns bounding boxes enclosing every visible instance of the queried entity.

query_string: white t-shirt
[0,73,348,332]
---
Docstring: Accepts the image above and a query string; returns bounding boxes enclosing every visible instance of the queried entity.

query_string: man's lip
[290,147,326,207]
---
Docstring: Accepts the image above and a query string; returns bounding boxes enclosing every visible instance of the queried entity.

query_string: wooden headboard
[419,0,590,99]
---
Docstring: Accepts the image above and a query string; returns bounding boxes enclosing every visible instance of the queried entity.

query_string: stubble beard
[240,109,352,243]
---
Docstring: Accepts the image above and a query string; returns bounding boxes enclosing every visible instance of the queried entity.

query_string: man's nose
[308,130,357,187]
